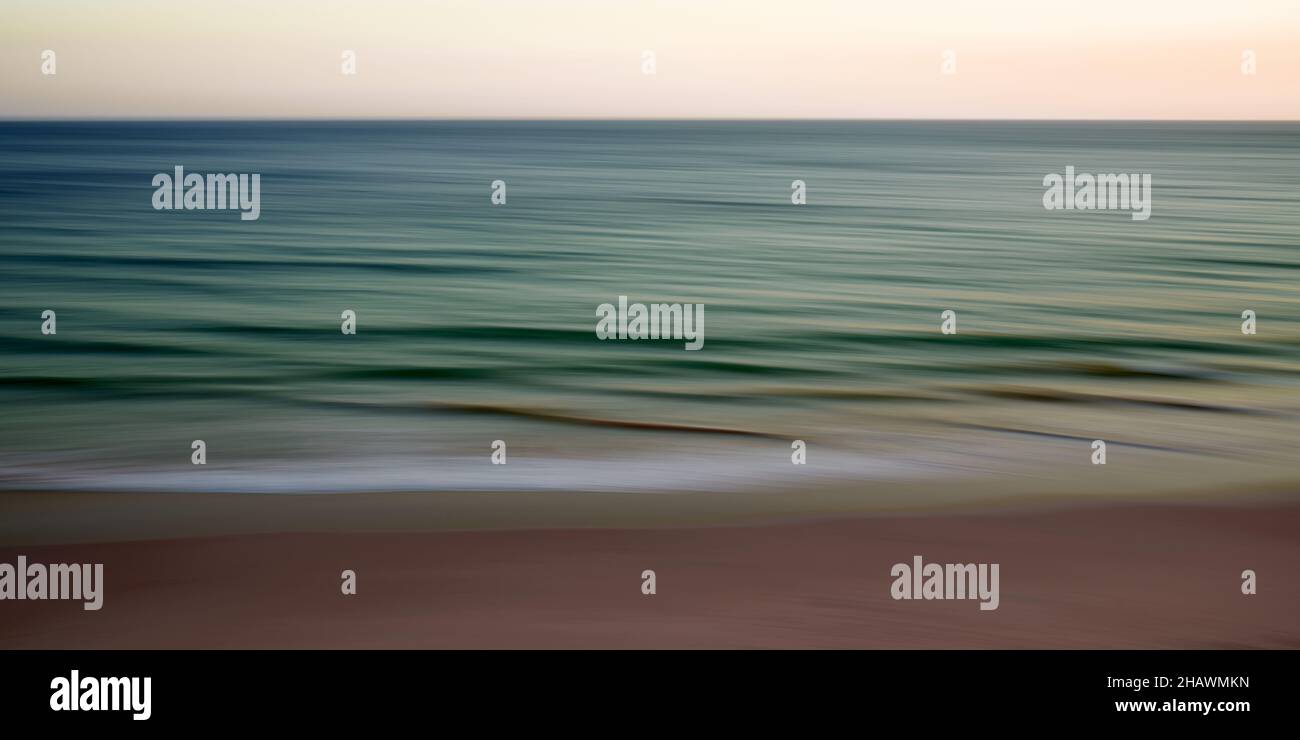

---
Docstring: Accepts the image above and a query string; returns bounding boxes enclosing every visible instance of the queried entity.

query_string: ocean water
[1,121,1297,493]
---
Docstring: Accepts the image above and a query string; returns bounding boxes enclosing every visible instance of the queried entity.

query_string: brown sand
[1,492,1296,648]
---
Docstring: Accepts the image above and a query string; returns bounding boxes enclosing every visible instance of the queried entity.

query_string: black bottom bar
[0,650,1283,728]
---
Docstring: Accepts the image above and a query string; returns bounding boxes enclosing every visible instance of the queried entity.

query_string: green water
[1,121,1297,493]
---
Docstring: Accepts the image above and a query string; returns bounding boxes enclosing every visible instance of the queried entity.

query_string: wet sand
[1,491,1296,648]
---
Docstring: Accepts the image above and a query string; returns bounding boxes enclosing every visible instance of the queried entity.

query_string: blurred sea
[1,121,1297,493]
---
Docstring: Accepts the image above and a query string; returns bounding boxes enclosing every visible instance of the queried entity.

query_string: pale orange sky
[2,0,1297,119]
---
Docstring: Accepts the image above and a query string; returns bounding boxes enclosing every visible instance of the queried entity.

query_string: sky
[2,0,1298,119]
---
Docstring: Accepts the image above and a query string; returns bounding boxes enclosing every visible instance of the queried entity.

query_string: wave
[420,402,789,438]
[0,450,926,493]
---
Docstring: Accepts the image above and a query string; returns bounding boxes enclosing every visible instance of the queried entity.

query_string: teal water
[1,121,1297,492]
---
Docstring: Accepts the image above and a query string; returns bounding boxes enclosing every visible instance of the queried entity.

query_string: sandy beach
[1,489,1296,649]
